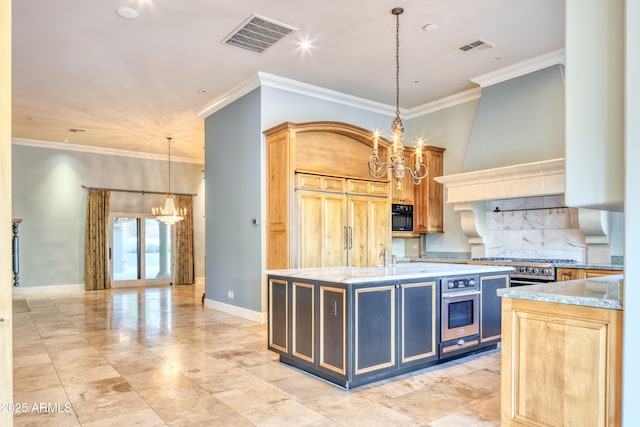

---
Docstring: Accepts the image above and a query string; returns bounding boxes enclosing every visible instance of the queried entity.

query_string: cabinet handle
[344,226,348,250]
[348,226,353,250]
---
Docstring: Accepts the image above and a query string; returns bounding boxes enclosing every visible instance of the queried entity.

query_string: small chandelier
[368,7,428,191]
[152,137,186,225]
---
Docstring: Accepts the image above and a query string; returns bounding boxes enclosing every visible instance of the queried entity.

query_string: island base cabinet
[480,275,509,343]
[354,285,396,377]
[400,281,438,366]
[319,285,347,377]
[501,298,622,427]
[268,278,288,355]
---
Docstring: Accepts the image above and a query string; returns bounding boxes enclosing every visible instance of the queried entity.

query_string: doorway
[110,214,174,287]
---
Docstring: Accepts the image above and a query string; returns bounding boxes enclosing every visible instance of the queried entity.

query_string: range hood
[429,54,612,263]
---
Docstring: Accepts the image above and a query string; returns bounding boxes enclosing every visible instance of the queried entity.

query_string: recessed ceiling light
[115,6,139,19]
[422,24,438,32]
[198,89,208,93]
[299,39,312,50]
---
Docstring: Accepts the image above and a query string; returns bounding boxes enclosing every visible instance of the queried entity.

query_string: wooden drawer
[297,173,345,193]
[347,179,389,196]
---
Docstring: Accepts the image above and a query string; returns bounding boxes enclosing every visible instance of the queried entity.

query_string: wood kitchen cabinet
[557,267,623,282]
[296,173,390,268]
[413,146,445,233]
[265,122,394,269]
[501,297,622,426]
[391,149,415,205]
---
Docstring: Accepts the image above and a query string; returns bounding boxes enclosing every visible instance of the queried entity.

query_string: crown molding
[197,71,396,119]
[406,87,482,119]
[12,137,203,165]
[469,49,565,88]
[196,73,262,118]
[257,72,396,117]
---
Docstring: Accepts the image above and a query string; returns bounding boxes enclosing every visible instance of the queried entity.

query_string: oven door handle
[442,290,481,299]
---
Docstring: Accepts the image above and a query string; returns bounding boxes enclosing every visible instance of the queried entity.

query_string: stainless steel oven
[440,276,480,355]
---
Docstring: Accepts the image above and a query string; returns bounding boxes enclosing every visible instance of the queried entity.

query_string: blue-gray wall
[204,88,263,311]
[12,143,205,287]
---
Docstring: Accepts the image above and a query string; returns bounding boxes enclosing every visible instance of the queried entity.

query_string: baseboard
[12,283,84,295]
[204,298,266,324]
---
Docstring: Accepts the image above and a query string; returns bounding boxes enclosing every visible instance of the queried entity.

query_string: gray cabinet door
[319,285,347,376]
[268,278,289,354]
[292,281,315,365]
[480,275,509,342]
[400,281,438,366]
[354,284,396,376]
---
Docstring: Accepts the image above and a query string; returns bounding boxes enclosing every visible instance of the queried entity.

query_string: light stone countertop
[554,262,623,270]
[267,263,514,284]
[497,275,623,310]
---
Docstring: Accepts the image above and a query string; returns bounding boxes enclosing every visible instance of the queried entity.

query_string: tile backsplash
[485,195,587,262]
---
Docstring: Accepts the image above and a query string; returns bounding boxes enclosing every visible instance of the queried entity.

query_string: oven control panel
[442,277,477,291]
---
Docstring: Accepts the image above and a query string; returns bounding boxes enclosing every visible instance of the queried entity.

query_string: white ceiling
[11,0,565,162]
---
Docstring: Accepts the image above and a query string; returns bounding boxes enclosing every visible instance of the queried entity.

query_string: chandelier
[368,7,428,191]
[152,137,186,225]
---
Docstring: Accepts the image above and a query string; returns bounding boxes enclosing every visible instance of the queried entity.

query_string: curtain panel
[174,194,194,285]
[84,189,110,291]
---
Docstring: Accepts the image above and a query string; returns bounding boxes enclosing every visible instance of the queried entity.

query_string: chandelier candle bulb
[373,131,379,153]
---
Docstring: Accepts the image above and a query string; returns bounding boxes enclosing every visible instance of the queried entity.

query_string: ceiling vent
[222,14,297,54]
[67,128,86,133]
[458,39,495,53]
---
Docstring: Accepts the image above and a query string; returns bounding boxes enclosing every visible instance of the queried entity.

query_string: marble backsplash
[485,195,587,262]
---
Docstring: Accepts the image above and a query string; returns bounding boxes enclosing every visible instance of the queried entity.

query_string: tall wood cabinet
[265,122,393,269]
[296,174,390,267]
[414,146,445,233]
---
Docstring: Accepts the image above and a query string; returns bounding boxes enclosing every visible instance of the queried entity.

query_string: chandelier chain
[395,11,400,119]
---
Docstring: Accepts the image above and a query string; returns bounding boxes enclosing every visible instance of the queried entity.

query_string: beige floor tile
[330,402,421,426]
[12,283,504,426]
[71,390,151,424]
[80,408,167,427]
[241,398,330,427]
[427,408,500,427]
[63,376,134,403]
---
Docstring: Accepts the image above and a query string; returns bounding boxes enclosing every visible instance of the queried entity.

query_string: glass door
[110,214,173,287]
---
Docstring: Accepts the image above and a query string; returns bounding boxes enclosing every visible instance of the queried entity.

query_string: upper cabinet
[414,146,445,234]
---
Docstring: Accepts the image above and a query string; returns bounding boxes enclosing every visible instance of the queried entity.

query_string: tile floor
[12,283,501,426]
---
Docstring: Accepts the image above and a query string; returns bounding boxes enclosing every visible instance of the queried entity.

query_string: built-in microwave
[391,204,413,232]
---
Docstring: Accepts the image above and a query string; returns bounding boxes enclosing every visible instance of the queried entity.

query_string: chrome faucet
[379,244,390,267]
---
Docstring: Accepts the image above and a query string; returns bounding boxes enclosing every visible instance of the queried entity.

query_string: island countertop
[497,274,623,310]
[267,263,514,284]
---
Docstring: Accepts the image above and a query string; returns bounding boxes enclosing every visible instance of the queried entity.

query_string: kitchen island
[498,275,623,426]
[267,263,512,388]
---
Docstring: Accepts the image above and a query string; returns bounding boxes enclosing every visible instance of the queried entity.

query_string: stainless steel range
[468,258,576,286]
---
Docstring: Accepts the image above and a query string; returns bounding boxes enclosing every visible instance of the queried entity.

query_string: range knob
[519,267,526,273]
[448,281,454,289]
[526,267,533,273]
[469,279,475,286]
[533,268,539,274]
[542,269,550,275]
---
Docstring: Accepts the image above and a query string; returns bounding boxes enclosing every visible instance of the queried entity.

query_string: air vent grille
[458,39,495,53]
[223,14,297,54]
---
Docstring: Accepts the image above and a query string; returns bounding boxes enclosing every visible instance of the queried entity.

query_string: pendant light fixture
[152,137,186,225]
[368,7,428,191]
